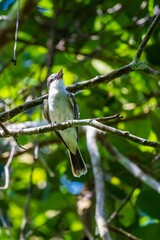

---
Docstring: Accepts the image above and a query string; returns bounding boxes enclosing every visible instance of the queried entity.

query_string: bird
[43,69,87,177]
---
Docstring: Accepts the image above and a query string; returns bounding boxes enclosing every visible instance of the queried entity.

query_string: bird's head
[47,69,63,87]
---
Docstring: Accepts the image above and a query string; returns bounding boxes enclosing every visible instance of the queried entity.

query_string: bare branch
[0,121,27,150]
[0,0,37,48]
[46,11,56,76]
[94,114,123,123]
[86,127,112,240]
[0,95,47,122]
[107,144,160,194]
[143,66,160,79]
[107,182,140,224]
[0,209,13,239]
[67,63,134,93]
[135,10,160,59]
[0,143,16,190]
[12,0,21,65]
[109,225,142,240]
[89,120,159,148]
[0,121,14,136]
[0,118,159,149]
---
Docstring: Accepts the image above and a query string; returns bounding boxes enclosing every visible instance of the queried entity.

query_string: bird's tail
[68,148,87,177]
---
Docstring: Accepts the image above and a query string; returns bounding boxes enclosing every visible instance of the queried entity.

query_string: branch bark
[107,144,160,194]
[0,94,47,122]
[143,66,160,79]
[135,10,160,59]
[109,225,142,240]
[86,127,112,240]
[0,118,159,149]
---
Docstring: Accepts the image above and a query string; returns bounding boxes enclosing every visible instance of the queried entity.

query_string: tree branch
[0,94,47,122]
[67,63,134,92]
[107,182,140,224]
[0,118,159,148]
[12,0,21,65]
[107,144,160,194]
[86,127,112,240]
[109,225,142,240]
[0,0,37,48]
[135,10,160,59]
[0,121,27,150]
[0,209,13,239]
[0,143,16,190]
[143,66,160,79]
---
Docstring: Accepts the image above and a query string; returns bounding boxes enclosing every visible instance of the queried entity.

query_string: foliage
[0,0,160,239]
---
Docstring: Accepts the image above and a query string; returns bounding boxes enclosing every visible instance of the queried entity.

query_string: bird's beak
[57,69,63,79]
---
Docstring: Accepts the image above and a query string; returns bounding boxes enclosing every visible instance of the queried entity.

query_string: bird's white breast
[48,79,77,153]
[48,81,74,123]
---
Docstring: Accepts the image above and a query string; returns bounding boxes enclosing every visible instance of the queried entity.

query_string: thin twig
[107,182,140,224]
[46,15,56,76]
[94,114,123,123]
[143,66,160,79]
[0,143,16,190]
[0,121,26,150]
[86,127,112,240]
[135,10,160,59]
[0,138,55,161]
[0,209,13,239]
[0,122,11,135]
[0,94,48,123]
[67,63,134,92]
[12,0,21,65]
[109,225,142,240]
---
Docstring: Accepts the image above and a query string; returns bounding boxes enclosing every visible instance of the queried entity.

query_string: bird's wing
[43,99,51,123]
[43,98,71,149]
[68,92,79,138]
[68,92,79,120]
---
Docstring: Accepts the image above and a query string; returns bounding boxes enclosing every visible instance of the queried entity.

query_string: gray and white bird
[43,69,87,177]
